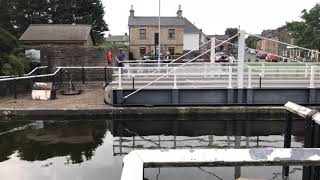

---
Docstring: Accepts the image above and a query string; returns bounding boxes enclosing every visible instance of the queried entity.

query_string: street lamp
[158,0,161,65]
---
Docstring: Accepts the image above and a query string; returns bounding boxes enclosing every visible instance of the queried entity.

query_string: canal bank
[0,89,318,121]
[0,105,297,121]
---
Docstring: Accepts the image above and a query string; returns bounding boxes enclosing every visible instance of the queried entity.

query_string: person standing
[117,48,126,67]
[106,50,113,65]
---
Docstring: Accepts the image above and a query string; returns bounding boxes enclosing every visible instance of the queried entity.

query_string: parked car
[256,51,268,59]
[215,52,229,63]
[265,54,280,62]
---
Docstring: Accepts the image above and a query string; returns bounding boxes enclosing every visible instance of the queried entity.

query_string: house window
[168,47,175,55]
[139,29,146,38]
[140,47,146,56]
[168,29,175,38]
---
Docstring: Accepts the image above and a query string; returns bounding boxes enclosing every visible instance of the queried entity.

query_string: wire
[198,167,224,180]
[124,128,162,148]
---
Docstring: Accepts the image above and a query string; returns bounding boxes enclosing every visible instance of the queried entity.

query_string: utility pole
[158,0,161,65]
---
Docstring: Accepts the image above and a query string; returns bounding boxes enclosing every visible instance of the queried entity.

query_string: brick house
[256,26,292,56]
[19,24,96,46]
[128,5,206,59]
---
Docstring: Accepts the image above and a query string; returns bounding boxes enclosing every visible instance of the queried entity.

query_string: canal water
[0,119,306,180]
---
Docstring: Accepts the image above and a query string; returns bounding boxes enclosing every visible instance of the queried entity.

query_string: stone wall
[25,45,109,72]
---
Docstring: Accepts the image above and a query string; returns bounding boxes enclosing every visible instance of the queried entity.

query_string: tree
[5,0,108,41]
[225,28,239,43]
[287,4,320,51]
[0,27,28,76]
[245,35,259,49]
[225,28,239,53]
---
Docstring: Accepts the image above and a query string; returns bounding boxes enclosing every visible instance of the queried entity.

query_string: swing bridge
[105,30,320,106]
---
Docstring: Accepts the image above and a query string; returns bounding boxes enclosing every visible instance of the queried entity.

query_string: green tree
[287,4,320,51]
[0,27,27,76]
[225,28,239,53]
[245,35,259,49]
[5,0,108,41]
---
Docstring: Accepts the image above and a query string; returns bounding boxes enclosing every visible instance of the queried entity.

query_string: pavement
[0,89,109,110]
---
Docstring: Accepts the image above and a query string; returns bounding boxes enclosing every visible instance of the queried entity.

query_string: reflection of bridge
[105,31,320,106]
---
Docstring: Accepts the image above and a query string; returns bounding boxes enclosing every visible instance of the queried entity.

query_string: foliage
[287,4,320,51]
[0,27,28,76]
[245,35,259,49]
[225,28,239,43]
[3,0,108,41]
[225,28,239,53]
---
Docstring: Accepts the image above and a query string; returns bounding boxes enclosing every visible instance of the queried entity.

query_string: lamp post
[158,0,161,65]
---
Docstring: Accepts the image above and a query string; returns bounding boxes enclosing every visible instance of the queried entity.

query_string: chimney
[130,5,134,17]
[125,33,128,36]
[177,5,182,18]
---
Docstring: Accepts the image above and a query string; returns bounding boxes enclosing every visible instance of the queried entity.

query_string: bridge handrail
[121,34,240,101]
[0,66,48,79]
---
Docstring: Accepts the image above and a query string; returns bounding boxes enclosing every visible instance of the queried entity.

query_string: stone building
[128,5,206,59]
[106,33,129,47]
[19,24,96,46]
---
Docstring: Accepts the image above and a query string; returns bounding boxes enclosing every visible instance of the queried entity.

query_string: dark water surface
[0,119,306,180]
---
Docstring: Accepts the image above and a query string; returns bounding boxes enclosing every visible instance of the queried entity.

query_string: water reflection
[0,119,306,180]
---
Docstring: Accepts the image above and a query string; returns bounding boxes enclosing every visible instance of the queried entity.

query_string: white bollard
[118,67,122,89]
[310,66,315,88]
[228,66,232,88]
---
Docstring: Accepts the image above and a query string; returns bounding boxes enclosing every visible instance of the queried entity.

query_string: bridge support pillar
[237,89,244,104]
[309,88,316,104]
[227,89,234,104]
[116,90,124,105]
[246,89,253,104]
[172,89,179,105]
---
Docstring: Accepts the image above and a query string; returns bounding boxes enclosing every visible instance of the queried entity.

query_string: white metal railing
[0,66,48,79]
[111,63,320,89]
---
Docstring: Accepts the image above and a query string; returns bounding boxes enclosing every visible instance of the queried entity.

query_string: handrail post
[310,66,315,88]
[248,66,252,88]
[13,75,17,99]
[228,66,232,88]
[118,67,122,89]
[81,66,85,84]
[305,64,308,78]
[173,67,177,89]
[261,62,265,78]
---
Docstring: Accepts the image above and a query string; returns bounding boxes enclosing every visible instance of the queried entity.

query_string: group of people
[106,48,127,67]
[106,49,173,66]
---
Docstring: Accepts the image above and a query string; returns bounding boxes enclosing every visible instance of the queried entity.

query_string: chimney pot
[130,5,134,17]
[177,5,182,18]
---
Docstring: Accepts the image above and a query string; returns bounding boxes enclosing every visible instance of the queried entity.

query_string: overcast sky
[103,0,318,36]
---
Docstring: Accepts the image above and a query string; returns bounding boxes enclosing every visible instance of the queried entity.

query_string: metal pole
[303,116,315,180]
[104,66,107,83]
[13,75,17,99]
[132,75,135,90]
[173,67,177,89]
[118,67,122,89]
[81,66,85,84]
[248,66,252,88]
[158,0,161,66]
[282,111,293,178]
[210,37,216,63]
[228,66,232,88]
[237,30,245,88]
[310,66,315,88]
[259,74,262,88]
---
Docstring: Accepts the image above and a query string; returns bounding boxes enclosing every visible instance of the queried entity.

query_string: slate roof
[183,18,200,34]
[128,16,185,26]
[19,24,94,42]
[128,16,203,34]
[106,35,129,42]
